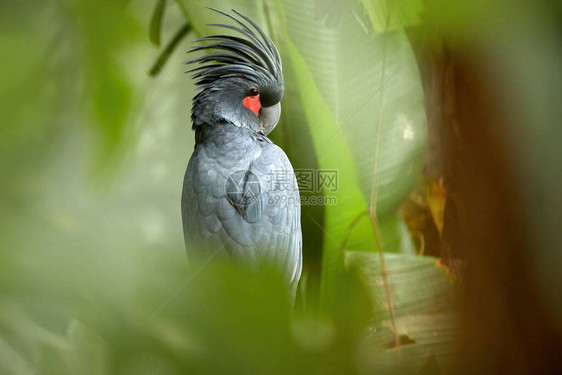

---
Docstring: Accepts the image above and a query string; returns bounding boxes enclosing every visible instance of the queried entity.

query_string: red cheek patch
[242,94,261,115]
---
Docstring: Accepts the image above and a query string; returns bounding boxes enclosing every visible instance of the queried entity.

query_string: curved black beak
[258,102,281,135]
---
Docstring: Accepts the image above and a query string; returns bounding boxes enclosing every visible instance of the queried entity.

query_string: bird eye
[249,87,259,96]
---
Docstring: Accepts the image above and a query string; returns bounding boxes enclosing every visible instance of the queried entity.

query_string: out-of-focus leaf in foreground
[75,0,141,169]
[0,255,379,374]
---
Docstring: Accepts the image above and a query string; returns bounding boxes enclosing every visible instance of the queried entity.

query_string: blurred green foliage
[0,0,448,373]
[3,0,561,373]
[362,0,423,32]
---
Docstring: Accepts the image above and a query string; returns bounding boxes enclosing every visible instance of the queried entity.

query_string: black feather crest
[186,9,283,88]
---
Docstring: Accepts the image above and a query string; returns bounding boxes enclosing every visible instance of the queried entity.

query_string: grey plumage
[181,9,302,297]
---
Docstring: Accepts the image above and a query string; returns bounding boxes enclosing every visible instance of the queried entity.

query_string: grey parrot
[181,9,302,298]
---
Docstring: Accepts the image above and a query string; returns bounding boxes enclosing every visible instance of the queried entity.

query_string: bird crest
[186,9,283,89]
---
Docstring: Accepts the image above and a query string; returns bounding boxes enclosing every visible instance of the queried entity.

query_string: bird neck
[194,121,262,149]
[191,88,260,141]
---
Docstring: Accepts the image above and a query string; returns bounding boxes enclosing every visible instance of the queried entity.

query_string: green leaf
[175,0,271,38]
[361,0,424,32]
[274,16,376,306]
[275,0,426,306]
[76,0,141,168]
[67,320,106,375]
[149,23,191,77]
[346,251,458,372]
[346,252,455,318]
[149,0,167,46]
[0,338,34,375]
[280,0,427,217]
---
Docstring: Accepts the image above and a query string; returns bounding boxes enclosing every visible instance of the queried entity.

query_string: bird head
[187,9,284,136]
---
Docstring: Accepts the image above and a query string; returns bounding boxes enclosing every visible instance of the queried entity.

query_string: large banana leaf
[280,0,426,217]
[346,251,458,373]
[275,0,426,304]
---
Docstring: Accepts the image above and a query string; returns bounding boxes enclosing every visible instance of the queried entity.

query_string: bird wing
[250,143,302,290]
[182,140,302,289]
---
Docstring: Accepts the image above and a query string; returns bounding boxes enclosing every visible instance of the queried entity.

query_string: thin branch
[368,4,400,352]
[149,23,191,77]
[339,210,369,255]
